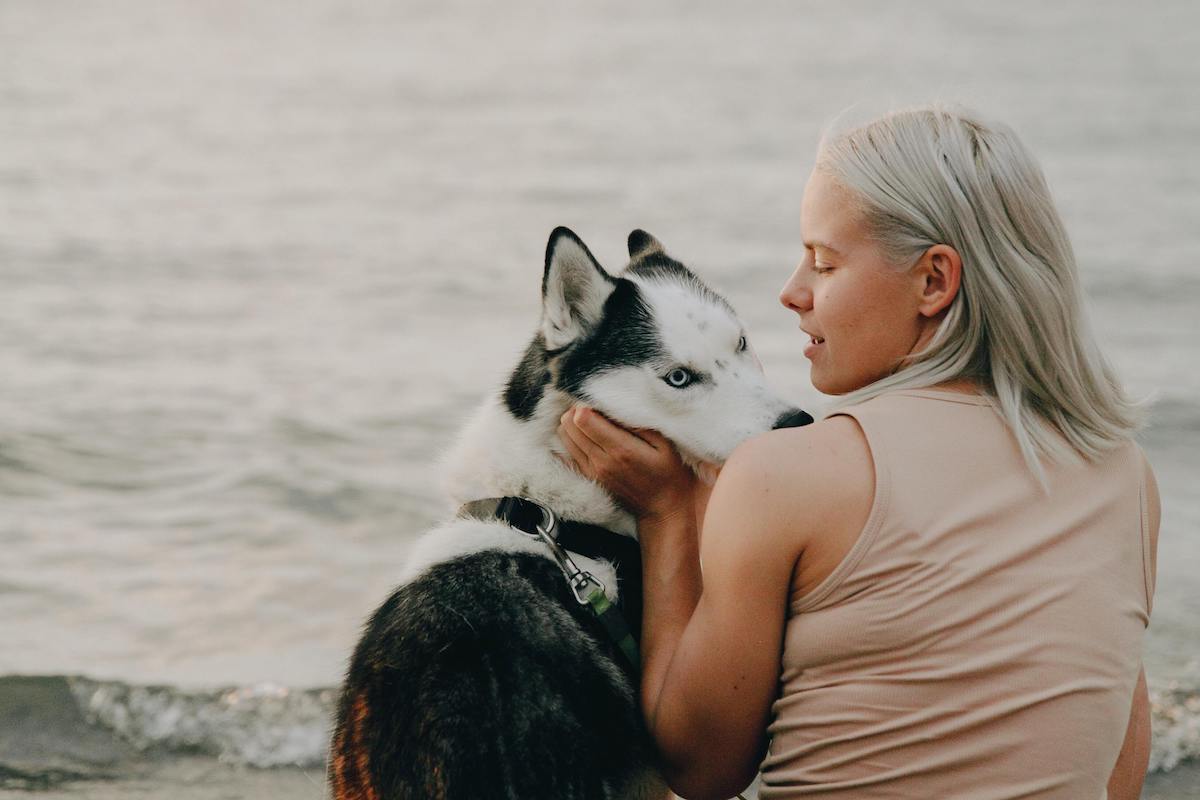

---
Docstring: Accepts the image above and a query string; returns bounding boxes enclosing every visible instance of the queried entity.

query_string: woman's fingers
[571,407,660,462]
[558,406,664,488]
[562,407,605,452]
[556,404,700,521]
[559,406,698,479]
[560,446,591,476]
[557,416,595,472]
[629,425,674,454]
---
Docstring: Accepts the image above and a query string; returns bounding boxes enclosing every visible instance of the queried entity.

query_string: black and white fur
[329,228,809,800]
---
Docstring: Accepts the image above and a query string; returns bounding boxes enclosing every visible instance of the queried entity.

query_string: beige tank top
[758,389,1154,799]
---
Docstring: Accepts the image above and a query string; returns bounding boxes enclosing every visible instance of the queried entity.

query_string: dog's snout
[773,409,814,429]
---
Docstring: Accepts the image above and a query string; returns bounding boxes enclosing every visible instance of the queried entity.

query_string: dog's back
[329,549,662,800]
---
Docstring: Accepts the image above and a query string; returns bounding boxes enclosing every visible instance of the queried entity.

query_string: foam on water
[1153,685,1200,773]
[67,677,334,769]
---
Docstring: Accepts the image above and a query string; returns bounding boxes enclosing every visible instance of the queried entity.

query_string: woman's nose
[778,265,812,313]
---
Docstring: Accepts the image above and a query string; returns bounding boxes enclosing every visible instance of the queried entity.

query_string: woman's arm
[638,443,802,799]
[1108,457,1160,798]
[1106,666,1150,800]
[557,408,821,799]
[635,509,703,759]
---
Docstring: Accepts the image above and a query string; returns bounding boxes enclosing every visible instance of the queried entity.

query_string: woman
[556,106,1159,800]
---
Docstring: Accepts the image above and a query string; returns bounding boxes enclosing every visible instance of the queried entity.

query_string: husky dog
[329,227,812,800]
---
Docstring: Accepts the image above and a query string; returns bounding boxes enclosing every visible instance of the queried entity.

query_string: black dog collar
[458,497,643,642]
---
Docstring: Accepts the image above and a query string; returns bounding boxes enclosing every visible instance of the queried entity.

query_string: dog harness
[458,496,642,670]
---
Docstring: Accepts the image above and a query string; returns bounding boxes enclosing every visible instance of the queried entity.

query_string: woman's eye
[737,335,748,352]
[664,368,694,388]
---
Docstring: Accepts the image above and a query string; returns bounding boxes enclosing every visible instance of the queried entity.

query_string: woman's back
[759,388,1154,799]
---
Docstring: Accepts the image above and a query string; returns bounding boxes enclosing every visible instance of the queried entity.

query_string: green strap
[586,588,640,669]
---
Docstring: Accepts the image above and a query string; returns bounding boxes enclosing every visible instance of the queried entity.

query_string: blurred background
[1,1,1197,797]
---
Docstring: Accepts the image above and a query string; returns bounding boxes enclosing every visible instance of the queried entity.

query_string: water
[1,0,1198,784]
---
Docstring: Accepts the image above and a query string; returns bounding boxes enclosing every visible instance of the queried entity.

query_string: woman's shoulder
[721,416,875,550]
[730,413,869,475]
[732,413,870,476]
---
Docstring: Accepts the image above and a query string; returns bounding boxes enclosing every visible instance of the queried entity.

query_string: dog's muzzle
[773,409,814,429]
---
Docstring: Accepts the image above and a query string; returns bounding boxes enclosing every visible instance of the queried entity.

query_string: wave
[67,676,335,769]
[1152,684,1200,772]
[0,674,1196,776]
[0,674,332,779]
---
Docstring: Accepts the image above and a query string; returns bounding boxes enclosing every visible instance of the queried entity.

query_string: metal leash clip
[524,498,608,605]
[479,496,638,669]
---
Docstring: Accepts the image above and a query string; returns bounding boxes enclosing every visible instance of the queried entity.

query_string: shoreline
[0,756,325,800]
[0,757,1194,799]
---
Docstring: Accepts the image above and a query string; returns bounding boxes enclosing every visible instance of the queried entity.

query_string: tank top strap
[1135,444,1155,616]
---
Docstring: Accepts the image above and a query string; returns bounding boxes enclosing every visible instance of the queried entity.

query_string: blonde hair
[816,105,1144,488]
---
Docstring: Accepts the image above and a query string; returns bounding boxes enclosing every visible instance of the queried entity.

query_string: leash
[458,496,641,670]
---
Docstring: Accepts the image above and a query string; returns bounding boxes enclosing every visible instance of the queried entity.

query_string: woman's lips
[803,335,825,359]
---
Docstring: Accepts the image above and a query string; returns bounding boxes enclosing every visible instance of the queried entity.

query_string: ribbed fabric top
[758,389,1153,800]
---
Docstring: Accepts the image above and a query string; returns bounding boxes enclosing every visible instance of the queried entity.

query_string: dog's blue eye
[737,335,747,352]
[664,368,694,388]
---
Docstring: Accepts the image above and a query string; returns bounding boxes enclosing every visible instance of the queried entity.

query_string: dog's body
[330,228,809,800]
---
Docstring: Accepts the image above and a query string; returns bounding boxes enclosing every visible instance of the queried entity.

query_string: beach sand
[1,758,1194,800]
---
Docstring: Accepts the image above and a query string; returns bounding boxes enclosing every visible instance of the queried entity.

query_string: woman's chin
[809,370,839,395]
[810,370,857,396]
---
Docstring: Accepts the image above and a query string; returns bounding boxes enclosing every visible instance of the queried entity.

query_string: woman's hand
[556,406,717,527]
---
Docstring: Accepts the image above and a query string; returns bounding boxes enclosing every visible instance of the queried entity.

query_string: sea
[1,0,1197,796]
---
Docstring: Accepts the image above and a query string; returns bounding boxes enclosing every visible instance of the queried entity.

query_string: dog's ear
[541,227,615,351]
[627,229,664,260]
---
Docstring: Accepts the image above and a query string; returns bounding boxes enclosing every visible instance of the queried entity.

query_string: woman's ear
[914,244,963,318]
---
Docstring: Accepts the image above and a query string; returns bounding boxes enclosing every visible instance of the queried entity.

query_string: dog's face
[511,227,810,465]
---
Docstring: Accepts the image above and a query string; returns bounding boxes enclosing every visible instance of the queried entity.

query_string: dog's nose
[773,409,814,429]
